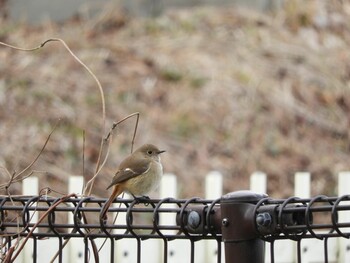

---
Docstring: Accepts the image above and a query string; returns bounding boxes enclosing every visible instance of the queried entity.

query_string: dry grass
[1,1,350,199]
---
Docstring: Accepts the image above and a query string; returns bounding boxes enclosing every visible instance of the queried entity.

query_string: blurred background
[0,0,349,199]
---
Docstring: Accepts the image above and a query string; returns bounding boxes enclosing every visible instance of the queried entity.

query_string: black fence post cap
[221,190,268,203]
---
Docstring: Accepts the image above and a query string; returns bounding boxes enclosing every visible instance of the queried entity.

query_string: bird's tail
[100,184,123,220]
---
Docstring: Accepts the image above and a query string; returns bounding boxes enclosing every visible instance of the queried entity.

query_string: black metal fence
[1,191,350,262]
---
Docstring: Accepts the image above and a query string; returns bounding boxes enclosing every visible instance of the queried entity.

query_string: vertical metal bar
[324,238,328,263]
[84,237,88,263]
[137,238,141,263]
[270,240,275,263]
[110,238,114,263]
[7,237,11,255]
[58,237,63,263]
[190,240,195,263]
[296,240,301,263]
[163,239,168,263]
[216,239,221,263]
[32,237,37,263]
[5,236,12,260]
[221,191,267,263]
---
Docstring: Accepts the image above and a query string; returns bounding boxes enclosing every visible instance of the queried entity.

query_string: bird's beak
[157,150,166,154]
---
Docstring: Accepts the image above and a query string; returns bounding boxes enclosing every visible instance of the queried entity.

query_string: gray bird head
[136,144,165,160]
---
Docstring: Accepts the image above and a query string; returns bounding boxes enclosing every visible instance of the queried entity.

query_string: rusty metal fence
[1,191,350,262]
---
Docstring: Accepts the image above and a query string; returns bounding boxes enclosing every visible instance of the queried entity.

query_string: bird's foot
[132,194,150,205]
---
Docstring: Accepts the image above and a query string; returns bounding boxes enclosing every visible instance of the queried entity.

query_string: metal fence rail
[256,194,350,263]
[0,196,221,238]
[256,195,350,239]
[1,191,350,262]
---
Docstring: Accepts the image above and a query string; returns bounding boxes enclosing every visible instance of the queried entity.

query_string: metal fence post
[221,191,267,263]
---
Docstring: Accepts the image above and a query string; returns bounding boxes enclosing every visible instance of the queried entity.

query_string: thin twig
[82,129,86,193]
[0,38,107,194]
[95,113,140,252]
[130,112,140,153]
[9,193,77,263]
[11,119,60,183]
[4,186,22,259]
[0,166,12,180]
[84,112,140,196]
[0,39,107,262]
[83,137,112,196]
[0,39,106,124]
[105,112,140,143]
[10,170,46,184]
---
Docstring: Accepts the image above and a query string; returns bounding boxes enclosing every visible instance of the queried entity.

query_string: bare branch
[0,39,107,195]
[82,130,86,194]
[9,193,77,263]
[83,137,112,196]
[84,112,140,196]
[0,39,109,262]
[0,166,12,180]
[104,112,140,154]
[11,120,60,185]
[0,39,106,126]
[11,170,46,184]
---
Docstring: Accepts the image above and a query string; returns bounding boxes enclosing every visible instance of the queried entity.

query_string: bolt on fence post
[221,190,268,263]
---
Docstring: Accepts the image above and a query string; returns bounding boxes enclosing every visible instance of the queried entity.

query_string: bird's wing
[106,156,151,189]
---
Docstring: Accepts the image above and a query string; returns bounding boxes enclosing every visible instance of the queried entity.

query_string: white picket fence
[15,171,350,262]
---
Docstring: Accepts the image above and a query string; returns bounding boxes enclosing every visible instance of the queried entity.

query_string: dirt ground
[1,1,350,199]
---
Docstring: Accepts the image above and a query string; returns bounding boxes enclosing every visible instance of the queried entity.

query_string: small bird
[101,144,165,218]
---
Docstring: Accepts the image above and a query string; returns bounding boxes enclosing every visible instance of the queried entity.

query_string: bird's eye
[147,150,153,155]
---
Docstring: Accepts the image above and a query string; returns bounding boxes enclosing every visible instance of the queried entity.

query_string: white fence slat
[294,172,319,263]
[21,177,39,263]
[299,238,337,263]
[36,239,68,263]
[112,192,137,263]
[290,172,310,262]
[160,173,177,234]
[68,175,84,195]
[252,171,269,263]
[22,176,39,196]
[67,176,85,263]
[160,174,189,263]
[294,172,311,198]
[94,238,112,263]
[114,192,139,263]
[272,172,310,263]
[338,171,350,196]
[204,171,224,263]
[167,240,192,263]
[22,177,39,227]
[116,239,138,263]
[142,239,161,263]
[265,240,295,263]
[160,173,177,199]
[205,171,223,198]
[250,171,267,193]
